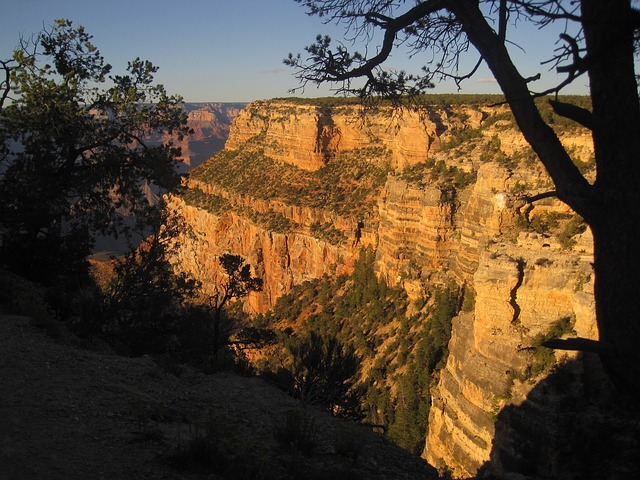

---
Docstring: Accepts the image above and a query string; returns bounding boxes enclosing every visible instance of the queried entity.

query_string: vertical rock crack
[510,258,525,324]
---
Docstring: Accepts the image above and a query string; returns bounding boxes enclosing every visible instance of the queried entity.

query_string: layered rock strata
[175,103,246,168]
[226,100,485,171]
[170,97,598,477]
[425,234,596,477]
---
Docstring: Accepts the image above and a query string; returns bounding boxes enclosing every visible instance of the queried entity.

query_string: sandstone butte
[165,98,634,478]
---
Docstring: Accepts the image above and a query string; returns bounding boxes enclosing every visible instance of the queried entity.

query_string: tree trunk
[453,0,640,399]
[590,212,640,399]
[212,307,222,357]
[582,0,640,399]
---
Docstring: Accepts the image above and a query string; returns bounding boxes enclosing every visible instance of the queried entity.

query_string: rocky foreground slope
[0,314,436,480]
[166,97,638,478]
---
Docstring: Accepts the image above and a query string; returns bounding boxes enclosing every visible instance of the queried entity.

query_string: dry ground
[0,315,438,480]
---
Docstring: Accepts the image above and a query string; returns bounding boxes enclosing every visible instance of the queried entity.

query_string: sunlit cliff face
[166,98,596,476]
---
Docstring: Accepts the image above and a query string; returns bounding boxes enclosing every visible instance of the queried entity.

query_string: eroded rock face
[453,162,517,280]
[174,103,246,168]
[168,197,357,313]
[425,229,596,478]
[172,100,495,311]
[226,101,486,171]
[375,175,455,294]
[170,98,599,477]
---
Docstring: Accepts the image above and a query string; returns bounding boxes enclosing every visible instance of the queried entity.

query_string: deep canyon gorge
[167,97,635,478]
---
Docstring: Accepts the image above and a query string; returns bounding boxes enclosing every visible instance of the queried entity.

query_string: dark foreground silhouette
[475,353,640,479]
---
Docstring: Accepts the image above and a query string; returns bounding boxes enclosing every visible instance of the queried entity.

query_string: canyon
[177,102,247,169]
[165,97,634,478]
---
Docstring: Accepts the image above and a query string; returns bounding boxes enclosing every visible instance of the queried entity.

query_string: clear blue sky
[1,0,588,102]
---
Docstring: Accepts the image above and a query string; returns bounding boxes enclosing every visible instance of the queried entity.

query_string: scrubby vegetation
[516,211,587,249]
[253,247,461,454]
[180,187,231,214]
[186,147,390,220]
[272,94,508,108]
[401,158,477,191]
[526,316,577,379]
[178,143,391,244]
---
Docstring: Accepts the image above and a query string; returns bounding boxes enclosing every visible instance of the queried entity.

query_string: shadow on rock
[472,353,640,480]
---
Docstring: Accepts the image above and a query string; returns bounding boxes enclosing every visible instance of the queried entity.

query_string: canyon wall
[175,103,246,168]
[168,197,358,313]
[168,98,598,477]
[226,100,484,171]
[424,182,596,478]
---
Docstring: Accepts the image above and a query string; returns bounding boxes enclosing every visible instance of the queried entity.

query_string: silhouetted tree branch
[206,254,263,357]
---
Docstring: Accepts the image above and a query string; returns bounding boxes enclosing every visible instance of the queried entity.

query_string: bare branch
[1,59,12,109]
[523,190,557,203]
[529,69,586,98]
[437,56,484,90]
[555,33,588,77]
[508,0,582,23]
[449,0,593,214]
[286,0,451,97]
[335,0,450,81]
[542,337,614,354]
[548,99,596,130]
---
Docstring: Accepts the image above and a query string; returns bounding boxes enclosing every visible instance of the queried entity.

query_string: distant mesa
[174,103,248,170]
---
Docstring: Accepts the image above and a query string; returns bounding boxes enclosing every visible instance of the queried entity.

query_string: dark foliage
[258,247,460,453]
[286,330,363,419]
[0,19,189,291]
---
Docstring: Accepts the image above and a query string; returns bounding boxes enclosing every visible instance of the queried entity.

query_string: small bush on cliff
[440,127,482,150]
[401,159,476,191]
[285,330,363,419]
[310,221,348,245]
[181,188,230,214]
[526,316,576,378]
[557,214,587,250]
[461,284,476,312]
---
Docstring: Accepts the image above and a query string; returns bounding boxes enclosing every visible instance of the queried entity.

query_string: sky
[1,0,589,103]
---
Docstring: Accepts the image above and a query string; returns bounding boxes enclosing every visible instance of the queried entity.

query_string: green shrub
[276,408,318,454]
[440,127,482,150]
[180,187,230,214]
[310,221,347,245]
[535,257,553,267]
[557,214,587,249]
[286,331,363,419]
[527,316,576,378]
[529,212,562,234]
[461,284,476,312]
[401,159,476,191]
